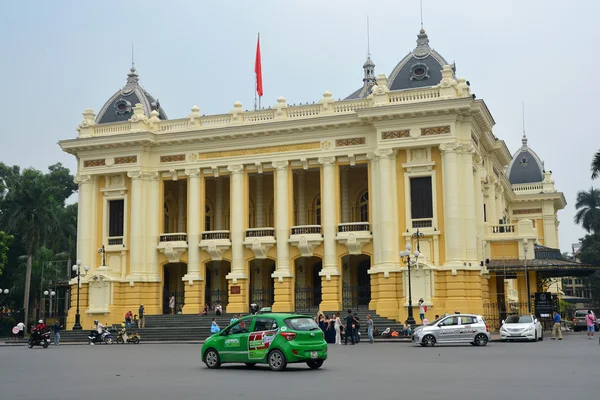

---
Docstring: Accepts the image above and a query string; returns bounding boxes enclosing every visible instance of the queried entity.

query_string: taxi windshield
[284,317,320,331]
[505,315,533,324]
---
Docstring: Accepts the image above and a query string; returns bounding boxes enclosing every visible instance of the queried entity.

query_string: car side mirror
[438,323,444,327]
[501,320,505,325]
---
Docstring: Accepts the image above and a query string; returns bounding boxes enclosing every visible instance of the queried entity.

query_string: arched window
[314,196,321,225]
[358,191,369,222]
[164,202,170,233]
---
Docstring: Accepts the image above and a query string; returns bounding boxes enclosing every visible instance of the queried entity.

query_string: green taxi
[201,312,327,371]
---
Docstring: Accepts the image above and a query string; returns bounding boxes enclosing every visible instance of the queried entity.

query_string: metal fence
[342,282,370,310]
[294,286,321,312]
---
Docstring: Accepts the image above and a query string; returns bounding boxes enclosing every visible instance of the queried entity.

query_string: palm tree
[592,150,600,179]
[574,187,600,233]
[0,169,60,327]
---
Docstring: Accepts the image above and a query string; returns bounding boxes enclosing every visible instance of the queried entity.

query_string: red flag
[255,34,263,97]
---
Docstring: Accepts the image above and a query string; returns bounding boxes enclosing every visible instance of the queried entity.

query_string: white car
[412,314,491,347]
[500,314,543,342]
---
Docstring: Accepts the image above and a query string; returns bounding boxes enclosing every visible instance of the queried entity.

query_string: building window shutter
[410,177,433,219]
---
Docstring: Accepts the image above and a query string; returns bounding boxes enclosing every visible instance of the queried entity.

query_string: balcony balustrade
[200,230,232,260]
[244,228,276,259]
[289,225,323,257]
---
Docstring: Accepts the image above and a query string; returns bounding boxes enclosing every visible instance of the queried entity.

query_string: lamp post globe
[44,290,49,296]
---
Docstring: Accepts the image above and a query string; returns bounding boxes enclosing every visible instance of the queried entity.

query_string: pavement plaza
[0,332,596,400]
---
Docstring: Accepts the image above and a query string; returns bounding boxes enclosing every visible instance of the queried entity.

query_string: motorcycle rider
[90,320,105,344]
[32,319,46,342]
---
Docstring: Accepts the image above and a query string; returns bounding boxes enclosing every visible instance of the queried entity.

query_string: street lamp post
[399,229,425,325]
[71,261,89,330]
[43,290,56,319]
[0,288,9,310]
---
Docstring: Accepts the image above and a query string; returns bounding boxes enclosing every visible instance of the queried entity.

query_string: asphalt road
[1,333,597,400]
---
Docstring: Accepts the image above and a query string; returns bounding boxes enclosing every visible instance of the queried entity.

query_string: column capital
[318,156,336,166]
[227,164,244,174]
[74,174,93,185]
[144,172,160,181]
[271,160,289,170]
[439,142,474,154]
[185,168,201,177]
[372,148,394,159]
[127,170,144,180]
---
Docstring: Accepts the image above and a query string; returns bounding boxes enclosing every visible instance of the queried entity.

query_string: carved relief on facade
[513,208,543,215]
[160,154,185,163]
[115,156,137,164]
[84,159,105,168]
[335,137,366,147]
[381,130,410,140]
[421,126,451,136]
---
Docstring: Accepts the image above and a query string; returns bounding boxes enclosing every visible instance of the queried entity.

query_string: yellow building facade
[60,29,566,329]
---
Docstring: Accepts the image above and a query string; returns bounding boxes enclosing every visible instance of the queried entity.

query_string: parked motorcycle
[27,330,51,349]
[88,327,114,345]
[116,325,140,344]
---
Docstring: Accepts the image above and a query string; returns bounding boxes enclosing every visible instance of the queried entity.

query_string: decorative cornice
[382,130,410,140]
[439,142,474,154]
[227,164,244,174]
[513,208,542,215]
[271,161,289,170]
[318,156,336,165]
[335,137,365,147]
[421,126,451,136]
[115,156,137,164]
[84,159,105,168]
[160,154,185,163]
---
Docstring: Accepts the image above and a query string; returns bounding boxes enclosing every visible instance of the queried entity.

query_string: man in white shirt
[16,322,25,338]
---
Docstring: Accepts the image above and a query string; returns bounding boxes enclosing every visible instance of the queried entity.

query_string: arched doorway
[294,256,322,312]
[341,254,371,310]
[204,261,230,310]
[163,262,187,314]
[249,259,275,309]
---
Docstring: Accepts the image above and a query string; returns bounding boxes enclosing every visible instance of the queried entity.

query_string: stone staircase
[46,310,410,344]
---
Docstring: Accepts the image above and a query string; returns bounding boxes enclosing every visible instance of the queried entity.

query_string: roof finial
[521,102,528,147]
[131,42,135,69]
[420,0,424,30]
[367,15,371,58]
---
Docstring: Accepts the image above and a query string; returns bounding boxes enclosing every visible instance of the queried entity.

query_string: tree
[591,149,600,179]
[0,231,13,276]
[574,187,600,233]
[0,169,61,327]
[578,233,600,308]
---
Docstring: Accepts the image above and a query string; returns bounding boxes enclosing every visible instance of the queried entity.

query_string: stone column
[255,174,264,227]
[177,180,186,232]
[183,168,204,313]
[146,172,160,280]
[367,154,380,311]
[495,185,504,224]
[297,170,306,225]
[318,156,341,311]
[185,169,202,280]
[75,174,96,269]
[341,167,350,223]
[460,145,477,262]
[272,161,293,312]
[473,158,485,261]
[439,144,462,266]
[127,170,145,277]
[226,164,248,313]
[215,177,223,230]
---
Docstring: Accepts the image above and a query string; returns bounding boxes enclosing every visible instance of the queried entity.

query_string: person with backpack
[344,310,355,345]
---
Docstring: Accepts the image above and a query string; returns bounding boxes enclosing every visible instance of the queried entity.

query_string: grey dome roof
[95,66,168,124]
[387,29,454,91]
[507,135,545,184]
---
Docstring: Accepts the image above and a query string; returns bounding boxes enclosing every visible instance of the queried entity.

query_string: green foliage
[574,187,600,233]
[591,149,600,179]
[0,231,13,276]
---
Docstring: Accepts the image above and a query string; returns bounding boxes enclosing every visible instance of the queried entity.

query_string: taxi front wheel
[204,349,221,369]
[268,349,287,371]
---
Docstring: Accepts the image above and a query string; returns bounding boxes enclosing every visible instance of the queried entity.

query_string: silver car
[412,314,491,347]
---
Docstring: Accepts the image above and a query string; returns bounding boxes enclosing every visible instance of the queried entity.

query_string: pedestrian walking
[585,310,596,339]
[366,314,374,344]
[138,304,145,328]
[334,312,342,345]
[125,311,132,328]
[210,318,220,333]
[169,294,175,315]
[419,299,427,322]
[344,309,355,345]
[53,321,62,346]
[552,311,563,340]
[17,321,25,338]
[353,313,361,343]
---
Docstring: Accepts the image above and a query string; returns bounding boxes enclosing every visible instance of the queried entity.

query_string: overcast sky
[0,0,597,252]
